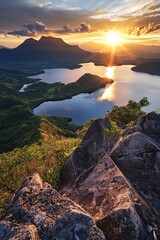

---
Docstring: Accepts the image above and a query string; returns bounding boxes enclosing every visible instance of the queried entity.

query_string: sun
[106,30,123,46]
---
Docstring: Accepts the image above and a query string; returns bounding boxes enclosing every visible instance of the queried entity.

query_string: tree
[106,97,150,127]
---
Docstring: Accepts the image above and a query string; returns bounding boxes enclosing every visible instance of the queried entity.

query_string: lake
[31,63,160,124]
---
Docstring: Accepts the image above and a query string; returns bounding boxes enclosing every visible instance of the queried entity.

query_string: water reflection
[98,66,115,101]
[98,84,114,101]
[105,66,115,79]
[33,90,114,124]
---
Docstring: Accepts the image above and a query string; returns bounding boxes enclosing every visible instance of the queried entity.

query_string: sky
[0,0,160,47]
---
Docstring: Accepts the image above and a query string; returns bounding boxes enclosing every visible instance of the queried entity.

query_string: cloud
[1,0,160,38]
[35,0,53,9]
[8,21,96,36]
[127,22,160,36]
[127,26,145,36]
[75,22,92,32]
[55,22,94,34]
[0,0,92,33]
[140,0,160,14]
[0,31,7,37]
[8,21,52,36]
[54,24,74,34]
[127,23,160,36]
[145,23,160,34]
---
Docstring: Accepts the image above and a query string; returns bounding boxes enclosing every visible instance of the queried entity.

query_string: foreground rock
[1,112,160,239]
[61,154,160,240]
[121,111,160,143]
[61,118,112,187]
[110,112,160,216]
[0,173,105,240]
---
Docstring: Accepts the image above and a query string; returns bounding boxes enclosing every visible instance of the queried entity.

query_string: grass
[0,113,93,213]
[0,136,80,213]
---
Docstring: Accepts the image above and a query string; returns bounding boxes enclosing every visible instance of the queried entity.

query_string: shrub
[107,97,150,127]
[105,120,122,138]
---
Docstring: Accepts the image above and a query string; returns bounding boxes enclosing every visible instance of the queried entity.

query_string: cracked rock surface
[0,173,105,240]
[1,112,160,239]
[61,154,160,240]
[111,112,160,216]
[60,118,111,187]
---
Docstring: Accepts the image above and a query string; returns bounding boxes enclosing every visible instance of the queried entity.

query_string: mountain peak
[16,38,37,49]
[0,36,91,63]
[22,37,37,45]
[38,35,68,47]
[17,36,70,50]
[40,35,62,41]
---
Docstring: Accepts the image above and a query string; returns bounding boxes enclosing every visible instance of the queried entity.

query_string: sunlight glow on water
[98,84,114,101]
[105,66,115,79]
[98,67,115,101]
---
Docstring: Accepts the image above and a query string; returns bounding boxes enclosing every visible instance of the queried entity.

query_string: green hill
[0,66,113,213]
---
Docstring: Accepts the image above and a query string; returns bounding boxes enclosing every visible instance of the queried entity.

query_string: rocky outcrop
[61,154,160,240]
[1,112,160,239]
[110,112,160,217]
[60,118,111,187]
[0,222,39,240]
[121,112,160,143]
[60,112,160,239]
[0,173,105,240]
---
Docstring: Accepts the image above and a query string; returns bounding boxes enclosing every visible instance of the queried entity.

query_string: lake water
[32,63,160,124]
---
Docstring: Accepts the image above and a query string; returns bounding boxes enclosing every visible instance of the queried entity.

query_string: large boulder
[111,132,160,171]
[0,173,105,240]
[110,112,160,216]
[61,154,160,240]
[121,112,160,143]
[60,118,111,187]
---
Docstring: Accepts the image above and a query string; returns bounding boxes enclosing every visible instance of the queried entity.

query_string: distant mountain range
[0,36,91,64]
[0,36,160,71]
[80,41,160,59]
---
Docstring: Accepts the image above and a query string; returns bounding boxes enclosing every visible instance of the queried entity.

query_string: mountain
[80,41,110,53]
[0,37,158,70]
[80,41,160,58]
[1,112,160,239]
[132,61,160,76]
[0,36,91,64]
